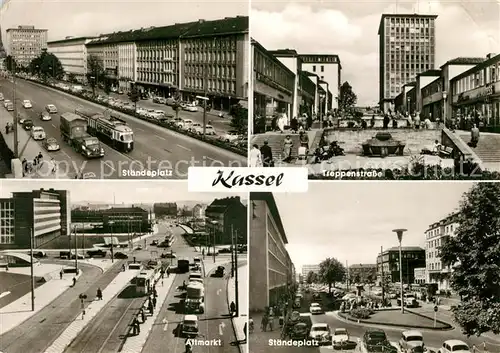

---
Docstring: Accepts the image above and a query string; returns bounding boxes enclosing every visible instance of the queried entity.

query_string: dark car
[22,119,33,130]
[219,247,231,254]
[32,250,47,258]
[363,329,397,353]
[290,322,309,340]
[150,240,159,246]
[215,266,225,277]
[87,249,107,258]
[114,252,128,259]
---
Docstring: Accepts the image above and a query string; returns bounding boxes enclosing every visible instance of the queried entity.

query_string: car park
[43,137,60,151]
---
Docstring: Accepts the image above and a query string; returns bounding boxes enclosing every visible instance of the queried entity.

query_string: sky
[273,182,475,273]
[251,0,500,106]
[0,180,247,204]
[0,0,248,51]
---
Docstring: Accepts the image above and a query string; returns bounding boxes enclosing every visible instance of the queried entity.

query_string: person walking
[260,140,273,167]
[230,301,236,316]
[470,124,480,147]
[282,135,293,163]
[96,287,103,300]
[249,144,263,167]
[60,270,63,280]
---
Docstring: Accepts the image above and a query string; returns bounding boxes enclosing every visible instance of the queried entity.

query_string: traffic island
[338,308,453,330]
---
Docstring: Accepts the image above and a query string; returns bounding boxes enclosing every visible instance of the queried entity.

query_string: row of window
[185,50,237,63]
[0,235,15,244]
[254,50,295,92]
[185,64,235,78]
[387,17,434,25]
[183,37,237,50]
[453,62,500,94]
[389,63,431,71]
[427,262,443,270]
[183,77,236,93]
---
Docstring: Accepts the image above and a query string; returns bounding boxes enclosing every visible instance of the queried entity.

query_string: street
[0,77,246,179]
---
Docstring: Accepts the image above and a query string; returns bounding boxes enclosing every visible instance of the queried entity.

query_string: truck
[185,281,204,314]
[60,112,104,158]
[178,258,190,273]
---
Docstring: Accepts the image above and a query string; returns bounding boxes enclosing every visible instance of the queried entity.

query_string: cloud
[251,0,499,106]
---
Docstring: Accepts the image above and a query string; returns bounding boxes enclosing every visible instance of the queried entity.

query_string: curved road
[0,78,246,179]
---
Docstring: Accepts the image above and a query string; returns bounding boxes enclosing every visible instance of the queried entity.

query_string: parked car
[221,130,240,143]
[32,250,47,258]
[160,252,177,259]
[183,104,198,112]
[87,249,107,258]
[362,329,397,353]
[114,252,128,259]
[22,119,34,130]
[195,124,216,135]
[153,97,166,104]
[43,137,60,151]
[178,119,193,130]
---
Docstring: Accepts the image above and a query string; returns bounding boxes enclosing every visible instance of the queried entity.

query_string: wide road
[0,77,246,179]
[0,262,123,353]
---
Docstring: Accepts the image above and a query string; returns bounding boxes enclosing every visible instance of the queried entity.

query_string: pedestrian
[132,317,140,335]
[37,152,43,165]
[60,270,63,280]
[243,322,247,341]
[140,308,146,323]
[5,264,8,271]
[249,144,263,167]
[96,287,103,300]
[230,301,236,316]
[152,296,157,308]
[470,124,480,148]
[261,315,268,332]
[260,140,273,167]
[148,300,154,314]
[153,288,158,298]
[80,299,85,320]
[72,277,77,286]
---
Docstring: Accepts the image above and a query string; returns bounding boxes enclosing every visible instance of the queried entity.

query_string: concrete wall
[249,199,268,313]
[324,128,442,155]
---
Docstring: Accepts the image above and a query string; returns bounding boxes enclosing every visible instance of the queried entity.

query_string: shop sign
[456,85,494,104]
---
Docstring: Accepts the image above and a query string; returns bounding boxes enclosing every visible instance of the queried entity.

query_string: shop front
[254,71,293,125]
[422,91,444,122]
[452,82,500,131]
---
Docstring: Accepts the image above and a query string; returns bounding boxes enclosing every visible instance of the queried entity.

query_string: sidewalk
[0,108,58,178]
[228,264,248,353]
[44,268,141,353]
[0,266,83,335]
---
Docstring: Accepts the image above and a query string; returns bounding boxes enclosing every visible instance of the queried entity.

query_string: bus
[135,270,155,295]
[178,258,190,273]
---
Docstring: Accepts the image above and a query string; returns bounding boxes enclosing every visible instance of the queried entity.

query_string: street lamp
[109,221,115,263]
[442,91,448,125]
[26,227,35,311]
[393,228,407,314]
[210,220,218,263]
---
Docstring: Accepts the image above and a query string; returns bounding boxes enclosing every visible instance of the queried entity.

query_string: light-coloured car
[43,137,60,151]
[180,314,199,337]
[5,102,14,111]
[189,122,202,132]
[309,323,331,343]
[4,99,12,108]
[221,130,240,142]
[439,340,470,353]
[46,104,58,113]
[31,126,46,140]
[332,328,350,344]
[22,99,32,108]
[194,124,216,135]
[399,330,424,353]
[309,302,323,314]
[183,104,198,112]
[40,111,52,121]
[178,119,193,129]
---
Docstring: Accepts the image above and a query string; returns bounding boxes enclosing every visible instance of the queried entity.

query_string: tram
[74,108,134,152]
[134,270,156,296]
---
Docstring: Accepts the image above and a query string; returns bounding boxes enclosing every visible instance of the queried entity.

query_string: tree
[229,103,248,135]
[5,55,17,72]
[318,257,346,293]
[86,54,104,96]
[439,183,500,337]
[103,81,111,96]
[129,87,140,111]
[306,271,318,284]
[338,81,357,114]
[67,73,77,83]
[353,274,361,284]
[29,51,64,80]
[366,274,373,284]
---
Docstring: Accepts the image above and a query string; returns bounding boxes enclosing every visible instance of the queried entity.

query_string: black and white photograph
[249,0,500,180]
[0,180,248,353]
[249,183,500,353]
[0,0,248,180]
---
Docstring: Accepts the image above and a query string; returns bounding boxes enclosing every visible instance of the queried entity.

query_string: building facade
[250,192,294,312]
[205,196,247,245]
[0,25,6,58]
[71,206,150,233]
[0,189,70,249]
[414,267,426,284]
[349,264,377,283]
[376,246,426,284]
[301,264,320,277]
[47,36,95,82]
[251,39,295,124]
[192,204,205,219]
[153,202,177,217]
[425,212,460,290]
[451,53,500,130]
[378,14,437,112]
[117,42,137,91]
[6,25,48,68]
[299,54,340,111]
[179,16,249,109]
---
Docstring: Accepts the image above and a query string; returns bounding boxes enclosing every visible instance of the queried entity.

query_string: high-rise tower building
[6,25,48,67]
[378,14,438,112]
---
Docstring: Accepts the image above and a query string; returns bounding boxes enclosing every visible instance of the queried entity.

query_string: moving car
[22,119,34,130]
[183,104,198,112]
[114,252,129,259]
[46,104,58,113]
[179,314,199,338]
[309,323,331,345]
[153,97,166,104]
[332,328,350,345]
[160,252,176,259]
[22,99,32,108]
[289,322,309,340]
[438,340,470,353]
[3,99,12,108]
[40,111,52,121]
[399,330,425,353]
[309,302,323,315]
[362,329,397,353]
[32,250,47,258]
[150,240,159,246]
[5,102,14,111]
[87,249,107,258]
[43,137,60,151]
[31,126,46,140]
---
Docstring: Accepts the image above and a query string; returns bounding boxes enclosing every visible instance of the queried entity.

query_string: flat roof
[250,192,288,244]
[251,39,296,79]
[48,36,96,45]
[451,53,500,83]
[378,13,438,35]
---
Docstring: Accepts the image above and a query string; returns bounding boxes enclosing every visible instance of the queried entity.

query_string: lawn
[351,309,448,329]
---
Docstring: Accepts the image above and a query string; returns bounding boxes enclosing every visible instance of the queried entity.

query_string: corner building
[249,193,295,313]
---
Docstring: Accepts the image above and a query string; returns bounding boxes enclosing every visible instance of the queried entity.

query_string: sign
[434,305,438,312]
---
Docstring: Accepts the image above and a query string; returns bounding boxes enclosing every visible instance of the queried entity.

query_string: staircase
[459,133,500,164]
[252,133,301,162]
[308,130,323,154]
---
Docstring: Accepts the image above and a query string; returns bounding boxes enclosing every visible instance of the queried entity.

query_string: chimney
[487,53,497,59]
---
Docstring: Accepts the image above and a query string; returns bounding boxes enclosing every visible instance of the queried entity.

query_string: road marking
[154,134,166,141]
[176,144,191,152]
[162,318,169,331]
[51,123,56,129]
[219,322,225,336]
[217,289,221,296]
[0,291,11,299]
[103,161,116,171]
[135,127,145,132]
[60,150,72,159]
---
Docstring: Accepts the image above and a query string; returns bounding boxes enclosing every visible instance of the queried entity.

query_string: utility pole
[12,66,19,157]
[74,226,78,273]
[212,223,216,263]
[29,227,35,311]
[381,246,385,305]
[234,228,239,317]
[110,222,114,263]
[230,224,235,277]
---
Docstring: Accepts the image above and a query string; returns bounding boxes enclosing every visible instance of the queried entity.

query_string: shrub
[350,308,373,319]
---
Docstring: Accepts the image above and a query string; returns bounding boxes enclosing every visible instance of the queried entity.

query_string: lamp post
[109,221,115,263]
[29,227,35,311]
[211,220,218,263]
[393,228,407,313]
[442,91,448,126]
[73,225,79,273]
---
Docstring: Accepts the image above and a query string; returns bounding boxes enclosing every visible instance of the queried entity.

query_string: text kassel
[212,170,284,189]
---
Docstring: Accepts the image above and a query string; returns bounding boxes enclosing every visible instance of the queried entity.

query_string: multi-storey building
[425,212,460,290]
[205,196,247,245]
[153,202,177,217]
[6,25,48,68]
[71,206,150,233]
[376,246,426,285]
[251,39,295,125]
[451,53,500,129]
[250,192,294,312]
[299,54,341,111]
[378,14,437,112]
[349,264,377,283]
[192,204,205,219]
[301,264,320,277]
[179,16,249,109]
[117,42,137,91]
[0,188,70,249]
[414,267,426,284]
[47,36,96,82]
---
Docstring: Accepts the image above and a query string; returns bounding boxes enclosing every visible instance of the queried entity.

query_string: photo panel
[0,180,248,353]
[248,182,500,352]
[0,0,249,180]
[249,0,500,180]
